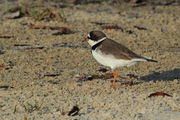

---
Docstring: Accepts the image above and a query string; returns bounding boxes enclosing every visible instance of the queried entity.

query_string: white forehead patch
[87,33,90,38]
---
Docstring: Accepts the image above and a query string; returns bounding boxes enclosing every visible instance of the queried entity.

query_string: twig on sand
[134,25,147,30]
[102,25,124,31]
[148,92,172,98]
[43,73,61,77]
[14,44,44,50]
[0,34,15,38]
[0,85,14,89]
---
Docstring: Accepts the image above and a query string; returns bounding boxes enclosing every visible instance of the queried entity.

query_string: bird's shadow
[140,68,180,81]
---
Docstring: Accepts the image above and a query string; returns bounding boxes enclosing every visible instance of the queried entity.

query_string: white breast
[92,50,138,70]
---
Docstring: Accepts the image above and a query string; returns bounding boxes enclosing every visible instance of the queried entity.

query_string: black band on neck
[91,40,104,50]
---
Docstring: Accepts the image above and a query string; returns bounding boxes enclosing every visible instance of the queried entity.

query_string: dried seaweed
[14,44,44,50]
[148,92,172,98]
[134,25,147,30]
[43,73,61,77]
[0,34,15,38]
[102,25,124,31]
[0,86,14,89]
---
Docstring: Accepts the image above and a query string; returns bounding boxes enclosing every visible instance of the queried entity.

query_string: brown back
[97,39,143,60]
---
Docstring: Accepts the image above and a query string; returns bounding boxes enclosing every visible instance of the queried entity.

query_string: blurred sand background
[0,0,179,120]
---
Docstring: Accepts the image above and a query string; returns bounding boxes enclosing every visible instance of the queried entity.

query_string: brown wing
[98,39,143,60]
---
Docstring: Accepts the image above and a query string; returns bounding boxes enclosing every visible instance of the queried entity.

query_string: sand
[0,1,179,120]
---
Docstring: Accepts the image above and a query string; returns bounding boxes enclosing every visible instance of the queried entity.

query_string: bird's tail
[143,56,158,62]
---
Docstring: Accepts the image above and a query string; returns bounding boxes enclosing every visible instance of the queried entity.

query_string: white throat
[87,37,107,46]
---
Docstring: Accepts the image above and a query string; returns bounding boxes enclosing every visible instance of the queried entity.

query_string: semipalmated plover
[84,31,157,88]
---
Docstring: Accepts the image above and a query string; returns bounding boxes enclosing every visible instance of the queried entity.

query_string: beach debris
[68,106,80,116]
[73,0,102,5]
[151,1,180,6]
[0,34,15,38]
[126,73,139,80]
[133,0,178,6]
[131,0,144,4]
[0,65,10,70]
[97,67,108,73]
[0,85,14,89]
[148,92,172,98]
[14,44,44,50]
[52,42,78,48]
[91,21,110,25]
[43,73,61,77]
[102,25,124,31]
[134,25,147,30]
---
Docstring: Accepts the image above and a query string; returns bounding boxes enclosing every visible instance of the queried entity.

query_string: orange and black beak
[83,37,89,42]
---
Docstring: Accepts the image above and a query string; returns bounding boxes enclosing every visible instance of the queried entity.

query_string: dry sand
[0,1,180,120]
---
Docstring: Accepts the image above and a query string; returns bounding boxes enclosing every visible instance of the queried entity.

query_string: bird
[84,30,157,88]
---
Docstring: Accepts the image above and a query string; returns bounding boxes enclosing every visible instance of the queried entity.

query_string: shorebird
[84,31,157,88]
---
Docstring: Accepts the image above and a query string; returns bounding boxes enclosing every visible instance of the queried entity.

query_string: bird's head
[84,31,107,46]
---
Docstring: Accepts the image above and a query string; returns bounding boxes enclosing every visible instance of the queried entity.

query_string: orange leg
[111,71,118,88]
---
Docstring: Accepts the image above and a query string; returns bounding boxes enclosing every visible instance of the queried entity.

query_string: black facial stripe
[91,40,104,50]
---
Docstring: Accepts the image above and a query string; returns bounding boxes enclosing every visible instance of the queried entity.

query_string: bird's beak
[83,37,89,42]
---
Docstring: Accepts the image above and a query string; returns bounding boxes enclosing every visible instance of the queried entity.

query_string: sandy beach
[0,0,179,120]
